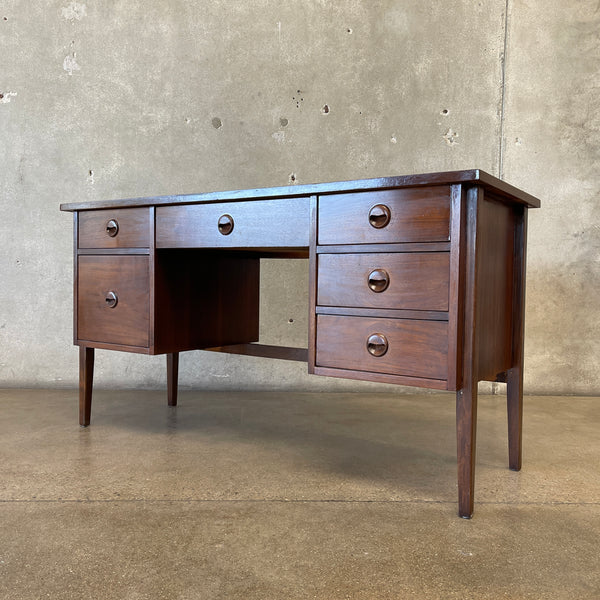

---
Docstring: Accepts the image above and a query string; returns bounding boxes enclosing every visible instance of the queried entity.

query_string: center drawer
[315,314,448,381]
[156,197,310,248]
[317,252,449,311]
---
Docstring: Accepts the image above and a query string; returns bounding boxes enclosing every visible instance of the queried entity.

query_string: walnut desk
[60,169,540,518]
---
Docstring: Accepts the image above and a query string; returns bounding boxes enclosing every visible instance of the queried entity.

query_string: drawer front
[318,187,450,245]
[155,197,310,248]
[317,252,449,311]
[79,208,150,249]
[78,255,150,347]
[316,315,448,380]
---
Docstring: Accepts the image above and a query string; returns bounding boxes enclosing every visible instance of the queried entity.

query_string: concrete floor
[1,389,599,599]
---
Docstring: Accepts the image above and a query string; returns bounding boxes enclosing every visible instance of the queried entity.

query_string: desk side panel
[475,192,517,381]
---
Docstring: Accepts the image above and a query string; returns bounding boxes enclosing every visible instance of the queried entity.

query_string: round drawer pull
[366,333,388,357]
[218,214,234,235]
[368,269,390,293]
[105,291,118,308]
[106,219,119,237]
[368,204,391,229]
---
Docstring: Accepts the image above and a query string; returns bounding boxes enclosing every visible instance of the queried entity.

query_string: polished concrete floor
[1,389,599,599]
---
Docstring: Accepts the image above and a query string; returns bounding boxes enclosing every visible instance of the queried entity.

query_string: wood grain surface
[78,208,150,249]
[317,252,450,311]
[316,314,448,381]
[77,255,150,347]
[317,187,451,245]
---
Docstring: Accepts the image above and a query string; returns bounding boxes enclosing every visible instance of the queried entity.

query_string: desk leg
[167,352,179,407]
[456,382,478,519]
[79,346,94,427]
[507,366,523,471]
[507,207,527,472]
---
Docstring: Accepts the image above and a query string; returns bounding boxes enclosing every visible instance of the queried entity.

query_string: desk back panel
[152,250,260,355]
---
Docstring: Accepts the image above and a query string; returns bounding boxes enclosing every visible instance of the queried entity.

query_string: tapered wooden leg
[167,352,179,407]
[79,346,94,427]
[507,366,523,471]
[507,207,527,472]
[456,382,478,519]
[455,185,480,518]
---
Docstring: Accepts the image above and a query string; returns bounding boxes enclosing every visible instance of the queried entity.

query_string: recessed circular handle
[366,333,388,357]
[218,214,234,235]
[368,269,390,293]
[105,291,118,308]
[106,219,119,237]
[368,204,391,229]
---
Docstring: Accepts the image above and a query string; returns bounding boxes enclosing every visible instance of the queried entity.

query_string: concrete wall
[1,0,598,394]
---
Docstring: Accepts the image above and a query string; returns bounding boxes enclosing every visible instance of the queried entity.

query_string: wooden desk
[60,169,541,517]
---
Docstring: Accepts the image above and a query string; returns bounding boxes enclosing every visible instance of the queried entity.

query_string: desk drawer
[315,314,448,380]
[318,187,450,245]
[317,252,449,311]
[156,197,310,248]
[79,208,150,249]
[77,255,150,348]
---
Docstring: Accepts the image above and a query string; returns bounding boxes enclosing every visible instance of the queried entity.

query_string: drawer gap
[316,242,450,253]
[315,307,449,321]
[77,248,150,255]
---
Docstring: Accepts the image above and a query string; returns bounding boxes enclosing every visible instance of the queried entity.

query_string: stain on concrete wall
[0,91,18,103]
[61,2,87,22]
[0,0,598,393]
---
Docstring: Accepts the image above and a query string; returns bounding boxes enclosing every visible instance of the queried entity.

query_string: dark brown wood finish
[156,198,310,249]
[72,212,79,345]
[317,252,450,311]
[206,344,307,362]
[62,170,540,518]
[60,169,541,212]
[78,208,150,249]
[446,184,467,391]
[167,352,179,407]
[474,195,516,381]
[316,315,448,381]
[318,187,451,245]
[315,242,451,254]
[77,255,150,348]
[77,248,150,255]
[507,206,528,471]
[314,306,448,321]
[152,250,260,354]
[456,185,482,518]
[312,366,448,390]
[79,346,94,427]
[75,339,152,354]
[148,207,157,351]
[307,195,319,375]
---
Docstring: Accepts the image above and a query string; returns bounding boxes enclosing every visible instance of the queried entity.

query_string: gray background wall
[1,1,598,394]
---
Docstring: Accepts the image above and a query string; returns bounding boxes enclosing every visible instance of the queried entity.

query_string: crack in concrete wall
[498,0,511,179]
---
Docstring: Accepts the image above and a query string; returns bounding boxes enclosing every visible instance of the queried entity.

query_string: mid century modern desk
[60,169,541,518]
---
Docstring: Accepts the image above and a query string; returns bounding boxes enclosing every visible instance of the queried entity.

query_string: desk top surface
[60,169,541,212]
